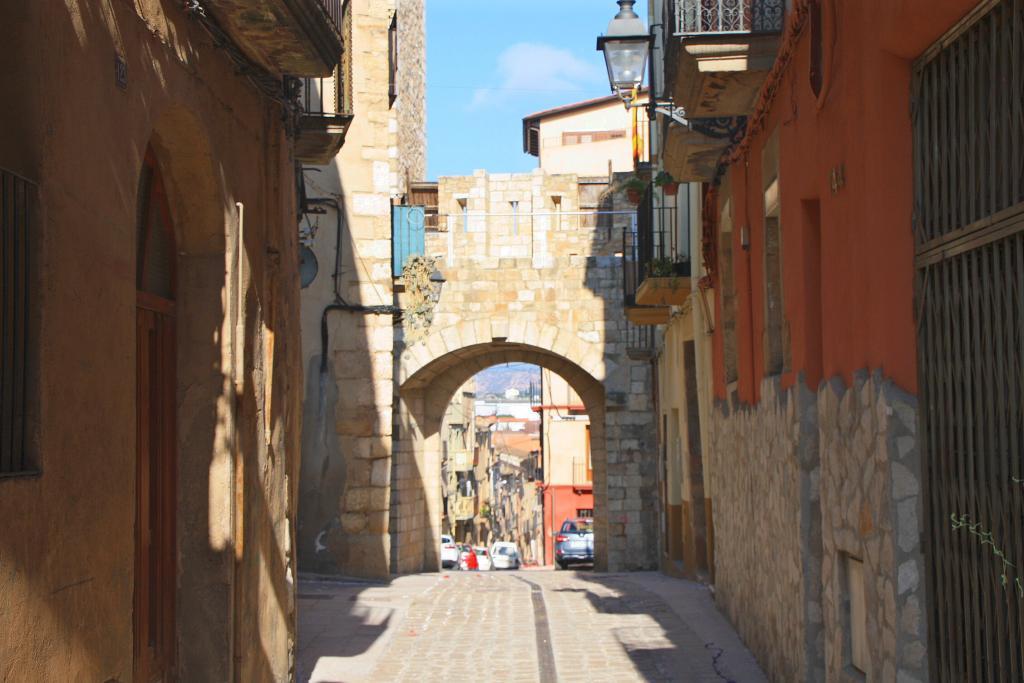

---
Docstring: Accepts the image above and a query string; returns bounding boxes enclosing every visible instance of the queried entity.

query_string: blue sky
[426,0,648,179]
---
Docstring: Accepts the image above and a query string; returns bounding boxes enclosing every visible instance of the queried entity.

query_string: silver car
[490,542,521,570]
[554,518,593,569]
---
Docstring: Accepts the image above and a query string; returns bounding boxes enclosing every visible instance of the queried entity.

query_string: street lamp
[428,268,446,305]
[596,0,650,105]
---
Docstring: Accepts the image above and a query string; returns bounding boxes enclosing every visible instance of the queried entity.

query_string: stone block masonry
[391,170,659,575]
[709,371,929,682]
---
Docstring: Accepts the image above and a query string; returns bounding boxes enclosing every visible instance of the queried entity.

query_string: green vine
[950,512,1024,599]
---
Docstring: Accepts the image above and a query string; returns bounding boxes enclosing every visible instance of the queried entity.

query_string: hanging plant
[401,255,440,342]
[623,176,647,204]
[654,170,679,195]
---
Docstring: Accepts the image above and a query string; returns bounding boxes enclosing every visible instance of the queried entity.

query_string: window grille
[1,169,35,475]
[913,2,1024,679]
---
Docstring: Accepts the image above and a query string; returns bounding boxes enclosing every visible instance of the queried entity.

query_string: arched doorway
[134,149,177,682]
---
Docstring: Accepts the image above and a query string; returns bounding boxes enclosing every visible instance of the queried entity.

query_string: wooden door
[134,152,177,682]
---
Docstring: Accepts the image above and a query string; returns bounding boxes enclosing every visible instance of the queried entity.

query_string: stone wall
[395,0,426,194]
[709,378,823,682]
[298,0,425,579]
[391,170,659,574]
[818,372,928,682]
[710,371,929,682]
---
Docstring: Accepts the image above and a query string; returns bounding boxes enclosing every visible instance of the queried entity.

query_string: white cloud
[469,43,605,110]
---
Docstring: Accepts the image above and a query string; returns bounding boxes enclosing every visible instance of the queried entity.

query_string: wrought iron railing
[301,68,350,118]
[318,0,344,33]
[636,185,688,282]
[625,321,656,357]
[675,0,784,34]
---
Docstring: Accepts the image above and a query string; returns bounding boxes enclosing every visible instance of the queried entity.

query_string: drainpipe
[231,201,245,683]
[305,196,400,375]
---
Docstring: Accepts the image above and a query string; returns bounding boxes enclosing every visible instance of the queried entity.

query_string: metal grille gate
[913,1,1024,679]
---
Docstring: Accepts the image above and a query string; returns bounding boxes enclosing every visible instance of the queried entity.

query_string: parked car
[459,544,478,570]
[554,518,594,569]
[490,542,521,570]
[441,534,459,569]
[473,546,492,571]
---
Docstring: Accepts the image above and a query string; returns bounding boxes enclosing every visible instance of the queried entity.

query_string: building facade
[536,368,595,565]
[297,0,427,579]
[638,0,1017,680]
[523,93,650,176]
[0,0,343,680]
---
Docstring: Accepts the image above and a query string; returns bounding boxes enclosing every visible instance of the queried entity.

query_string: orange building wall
[542,484,594,566]
[712,0,980,402]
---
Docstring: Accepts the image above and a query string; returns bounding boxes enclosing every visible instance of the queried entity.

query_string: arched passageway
[396,342,609,573]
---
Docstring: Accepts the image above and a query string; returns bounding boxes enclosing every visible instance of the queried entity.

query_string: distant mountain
[473,363,541,398]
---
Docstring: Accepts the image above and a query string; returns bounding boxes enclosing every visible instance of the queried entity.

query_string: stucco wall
[535,97,648,176]
[0,1,303,681]
[710,0,979,403]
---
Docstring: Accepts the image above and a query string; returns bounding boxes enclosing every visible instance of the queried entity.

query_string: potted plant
[648,256,691,278]
[623,176,647,204]
[654,170,679,195]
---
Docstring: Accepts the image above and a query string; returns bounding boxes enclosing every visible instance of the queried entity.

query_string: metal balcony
[676,0,784,35]
[623,186,690,324]
[572,458,593,491]
[295,68,354,163]
[204,0,345,77]
[665,0,783,118]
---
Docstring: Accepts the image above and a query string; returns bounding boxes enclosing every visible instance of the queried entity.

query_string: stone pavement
[297,570,768,683]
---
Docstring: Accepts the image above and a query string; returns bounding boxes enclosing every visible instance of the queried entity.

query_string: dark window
[809,0,823,97]
[388,14,397,107]
[562,130,627,146]
[1,168,36,476]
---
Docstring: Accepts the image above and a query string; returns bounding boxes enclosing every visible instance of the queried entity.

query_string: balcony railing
[572,458,593,490]
[636,186,689,282]
[623,186,691,314]
[318,0,344,33]
[675,0,785,35]
[625,322,657,360]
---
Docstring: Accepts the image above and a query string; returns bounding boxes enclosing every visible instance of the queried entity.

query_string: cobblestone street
[298,571,767,683]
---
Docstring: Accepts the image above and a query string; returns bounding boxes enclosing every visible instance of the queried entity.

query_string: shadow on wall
[0,0,300,679]
[582,177,660,572]
[296,177,392,578]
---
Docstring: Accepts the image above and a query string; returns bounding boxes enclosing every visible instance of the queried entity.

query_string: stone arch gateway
[388,171,661,575]
[309,170,661,578]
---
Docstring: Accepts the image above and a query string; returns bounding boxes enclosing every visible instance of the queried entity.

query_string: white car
[440,534,459,569]
[473,546,492,571]
[490,542,521,570]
